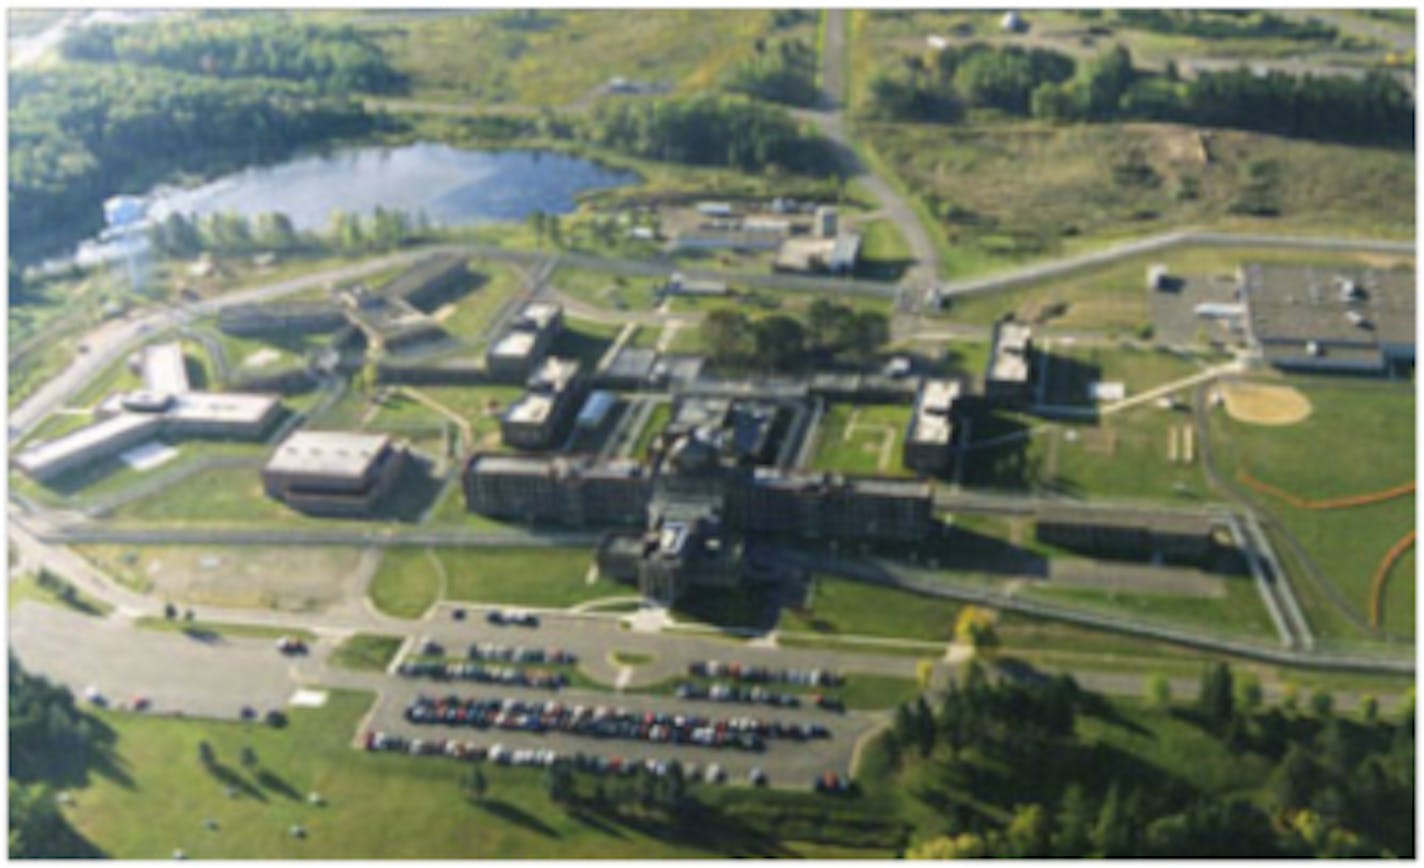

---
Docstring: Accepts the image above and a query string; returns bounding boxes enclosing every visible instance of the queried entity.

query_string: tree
[239,746,257,768]
[751,314,806,370]
[1197,662,1235,731]
[1145,673,1172,709]
[844,311,890,362]
[1269,744,1317,810]
[545,761,574,804]
[1360,695,1379,723]
[462,767,488,802]
[700,309,753,364]
[255,212,299,250]
[915,695,936,757]
[906,832,988,859]
[1310,689,1335,718]
[1004,803,1054,857]
[954,605,999,655]
[197,741,215,767]
[1053,784,1094,857]
[1234,672,1264,714]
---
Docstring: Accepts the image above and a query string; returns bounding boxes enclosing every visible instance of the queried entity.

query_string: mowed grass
[330,634,405,671]
[368,546,620,617]
[861,120,1414,281]
[61,691,729,859]
[1026,578,1277,642]
[1038,343,1206,406]
[807,404,913,477]
[436,261,526,348]
[551,266,663,312]
[1207,379,1415,639]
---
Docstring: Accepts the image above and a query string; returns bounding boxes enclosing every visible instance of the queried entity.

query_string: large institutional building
[14,342,283,482]
[261,430,408,517]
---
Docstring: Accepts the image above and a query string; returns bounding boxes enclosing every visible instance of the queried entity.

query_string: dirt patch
[1219,381,1312,426]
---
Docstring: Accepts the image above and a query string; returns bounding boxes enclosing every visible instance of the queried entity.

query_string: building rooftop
[605,346,659,381]
[528,357,582,394]
[14,413,164,475]
[489,330,538,360]
[166,391,281,426]
[576,390,617,429]
[505,392,557,426]
[988,321,1033,384]
[141,341,191,396]
[515,302,562,333]
[1241,264,1415,354]
[265,430,393,479]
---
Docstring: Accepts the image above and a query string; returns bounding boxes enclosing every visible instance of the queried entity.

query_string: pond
[146,142,640,230]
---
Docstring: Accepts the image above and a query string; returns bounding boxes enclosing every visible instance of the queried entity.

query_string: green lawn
[437,261,525,348]
[855,218,913,281]
[368,546,620,617]
[630,402,673,459]
[60,690,769,858]
[7,573,113,617]
[779,575,963,643]
[330,634,404,672]
[548,317,625,368]
[1206,379,1415,639]
[1025,578,1277,642]
[134,618,314,642]
[807,404,913,477]
[551,266,662,312]
[1039,343,1205,406]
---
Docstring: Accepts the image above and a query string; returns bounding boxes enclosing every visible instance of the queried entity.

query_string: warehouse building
[1239,263,1416,373]
[486,302,564,381]
[13,414,165,482]
[903,378,961,475]
[500,357,586,450]
[262,430,408,517]
[985,319,1034,402]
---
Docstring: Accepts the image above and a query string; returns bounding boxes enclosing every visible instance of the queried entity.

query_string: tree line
[870,42,1414,148]
[10,63,376,264]
[9,654,105,858]
[584,94,841,176]
[885,660,1414,859]
[723,37,820,108]
[60,14,405,94]
[699,300,890,371]
[147,207,431,259]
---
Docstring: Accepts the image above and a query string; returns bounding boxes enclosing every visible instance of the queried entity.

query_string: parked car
[276,636,307,656]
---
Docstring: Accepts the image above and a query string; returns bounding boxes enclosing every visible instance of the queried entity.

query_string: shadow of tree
[477,798,560,838]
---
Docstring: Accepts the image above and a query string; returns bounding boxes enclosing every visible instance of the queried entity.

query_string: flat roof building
[262,430,407,517]
[986,320,1034,402]
[1239,263,1416,373]
[487,302,564,382]
[501,357,586,450]
[464,452,651,527]
[903,378,961,475]
[12,414,165,482]
[140,342,191,396]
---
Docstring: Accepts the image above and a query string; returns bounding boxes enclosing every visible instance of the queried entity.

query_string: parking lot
[361,678,880,789]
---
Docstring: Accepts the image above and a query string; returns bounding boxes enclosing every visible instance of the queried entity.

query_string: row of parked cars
[465,643,577,665]
[396,660,569,690]
[674,682,846,713]
[363,731,850,792]
[363,731,764,785]
[689,660,843,688]
[402,695,831,752]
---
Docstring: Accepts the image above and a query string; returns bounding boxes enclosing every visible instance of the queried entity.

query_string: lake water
[146,142,640,230]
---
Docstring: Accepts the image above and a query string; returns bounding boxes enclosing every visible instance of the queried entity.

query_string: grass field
[855,218,913,281]
[436,260,526,348]
[367,546,621,617]
[365,9,781,106]
[7,573,113,617]
[548,317,625,368]
[330,634,405,671]
[551,266,663,312]
[960,404,1210,502]
[860,120,1414,282]
[1205,379,1414,640]
[806,404,913,477]
[1026,578,1277,641]
[629,402,673,459]
[1038,343,1206,407]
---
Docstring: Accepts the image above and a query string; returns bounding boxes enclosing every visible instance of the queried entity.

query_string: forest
[873,661,1414,859]
[870,43,1415,147]
[9,64,375,262]
[59,15,405,94]
[584,94,841,176]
